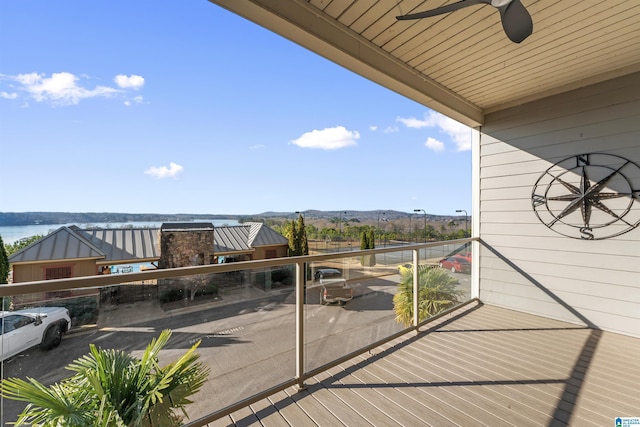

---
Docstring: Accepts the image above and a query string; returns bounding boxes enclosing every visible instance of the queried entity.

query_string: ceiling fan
[396,0,533,44]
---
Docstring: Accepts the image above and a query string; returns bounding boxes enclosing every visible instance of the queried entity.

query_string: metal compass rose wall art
[531,153,640,240]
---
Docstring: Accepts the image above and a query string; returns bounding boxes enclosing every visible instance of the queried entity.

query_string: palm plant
[0,329,209,427]
[393,265,463,327]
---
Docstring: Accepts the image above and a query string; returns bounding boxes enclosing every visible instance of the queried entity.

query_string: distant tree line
[262,217,467,245]
[0,212,235,227]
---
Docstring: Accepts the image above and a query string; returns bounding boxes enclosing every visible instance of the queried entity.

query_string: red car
[455,252,472,262]
[439,256,471,274]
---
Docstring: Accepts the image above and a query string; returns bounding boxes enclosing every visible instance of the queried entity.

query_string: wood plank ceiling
[209,1,640,127]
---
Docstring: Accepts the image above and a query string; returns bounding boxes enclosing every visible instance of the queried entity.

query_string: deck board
[282,384,345,426]
[208,303,640,427]
[229,407,259,427]
[248,397,291,427]
[268,390,315,426]
[312,368,395,426]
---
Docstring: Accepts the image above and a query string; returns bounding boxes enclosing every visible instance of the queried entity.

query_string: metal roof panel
[8,226,105,263]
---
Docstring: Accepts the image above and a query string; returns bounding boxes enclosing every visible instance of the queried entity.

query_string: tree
[359,228,376,266]
[286,220,299,256]
[393,266,463,327]
[4,234,44,257]
[184,273,217,301]
[367,229,375,250]
[0,329,209,427]
[425,224,435,239]
[297,215,309,256]
[359,230,368,250]
[286,215,308,256]
[0,234,8,285]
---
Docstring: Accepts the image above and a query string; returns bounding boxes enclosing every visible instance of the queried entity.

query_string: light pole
[377,211,386,247]
[339,211,347,250]
[414,209,427,243]
[456,209,468,237]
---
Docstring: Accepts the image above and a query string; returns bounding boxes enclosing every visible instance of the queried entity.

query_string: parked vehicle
[314,267,342,281]
[439,256,471,274]
[318,271,353,305]
[454,252,472,262]
[0,307,71,361]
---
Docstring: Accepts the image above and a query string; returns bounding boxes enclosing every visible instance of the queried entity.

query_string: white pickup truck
[0,307,71,361]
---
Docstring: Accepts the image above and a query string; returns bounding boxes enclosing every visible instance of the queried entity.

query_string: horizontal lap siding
[479,72,640,337]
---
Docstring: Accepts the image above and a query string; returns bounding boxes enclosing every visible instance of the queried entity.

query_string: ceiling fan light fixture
[491,0,513,7]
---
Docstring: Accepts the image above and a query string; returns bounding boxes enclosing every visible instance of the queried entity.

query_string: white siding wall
[479,72,640,337]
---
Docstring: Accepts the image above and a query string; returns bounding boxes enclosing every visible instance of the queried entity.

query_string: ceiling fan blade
[396,0,490,20]
[496,0,533,43]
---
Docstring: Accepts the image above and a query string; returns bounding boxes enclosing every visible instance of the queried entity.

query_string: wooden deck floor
[206,302,640,427]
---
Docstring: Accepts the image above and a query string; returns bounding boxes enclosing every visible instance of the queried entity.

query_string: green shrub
[196,281,219,297]
[271,268,291,283]
[42,297,98,327]
[159,288,184,304]
[393,266,463,327]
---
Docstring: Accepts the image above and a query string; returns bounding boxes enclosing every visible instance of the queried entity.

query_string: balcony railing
[0,238,476,426]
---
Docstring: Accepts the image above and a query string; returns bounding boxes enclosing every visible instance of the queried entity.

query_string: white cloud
[396,117,427,128]
[124,95,144,107]
[383,126,399,134]
[425,137,444,152]
[1,72,146,106]
[144,162,184,179]
[0,91,18,99]
[249,144,266,149]
[114,74,144,89]
[12,72,118,105]
[369,125,378,131]
[397,110,472,151]
[291,126,359,150]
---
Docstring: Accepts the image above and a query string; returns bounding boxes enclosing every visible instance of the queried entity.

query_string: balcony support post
[295,260,307,390]
[412,248,420,333]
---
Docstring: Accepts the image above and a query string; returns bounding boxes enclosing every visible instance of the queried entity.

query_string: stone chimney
[158,223,214,269]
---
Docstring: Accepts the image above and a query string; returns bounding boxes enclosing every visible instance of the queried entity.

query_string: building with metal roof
[8,222,289,283]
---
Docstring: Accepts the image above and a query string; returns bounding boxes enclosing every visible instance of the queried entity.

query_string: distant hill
[254,210,448,221]
[0,212,236,226]
[1,210,461,226]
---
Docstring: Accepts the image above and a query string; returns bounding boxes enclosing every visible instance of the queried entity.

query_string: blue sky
[0,0,472,216]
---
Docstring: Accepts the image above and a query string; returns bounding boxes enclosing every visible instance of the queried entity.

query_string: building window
[45,266,72,280]
[265,250,277,259]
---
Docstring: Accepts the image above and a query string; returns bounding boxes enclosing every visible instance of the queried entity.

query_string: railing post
[471,239,480,299]
[296,261,306,390]
[412,248,420,332]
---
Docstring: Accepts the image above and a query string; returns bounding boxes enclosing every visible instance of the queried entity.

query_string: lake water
[0,219,239,245]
